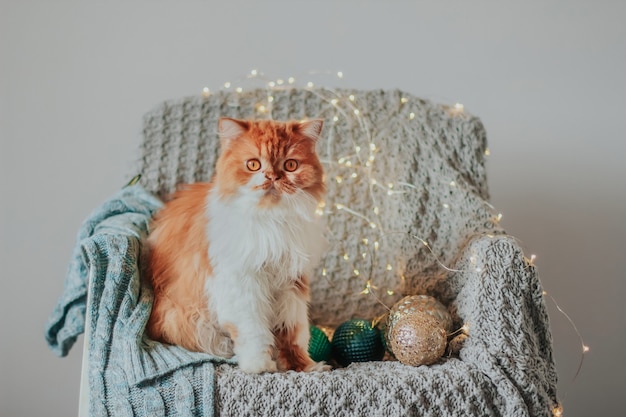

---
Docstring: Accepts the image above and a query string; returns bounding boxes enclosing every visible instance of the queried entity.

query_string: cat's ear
[218,118,249,147]
[298,119,324,142]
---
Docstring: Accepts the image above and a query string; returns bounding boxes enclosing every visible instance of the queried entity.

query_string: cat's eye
[246,159,261,171]
[284,159,299,172]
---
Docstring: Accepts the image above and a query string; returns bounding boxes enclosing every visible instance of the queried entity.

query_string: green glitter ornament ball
[331,319,385,367]
[308,325,332,362]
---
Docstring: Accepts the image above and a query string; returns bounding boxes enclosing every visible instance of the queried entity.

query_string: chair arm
[449,235,559,415]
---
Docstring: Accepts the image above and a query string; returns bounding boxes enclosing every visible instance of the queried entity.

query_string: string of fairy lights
[200,70,584,415]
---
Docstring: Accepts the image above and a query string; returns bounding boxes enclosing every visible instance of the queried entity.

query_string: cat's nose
[264,171,281,181]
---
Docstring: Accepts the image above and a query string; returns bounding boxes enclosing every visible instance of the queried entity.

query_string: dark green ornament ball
[308,325,332,362]
[331,319,385,367]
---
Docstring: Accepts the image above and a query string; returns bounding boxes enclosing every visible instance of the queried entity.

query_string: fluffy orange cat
[145,117,328,373]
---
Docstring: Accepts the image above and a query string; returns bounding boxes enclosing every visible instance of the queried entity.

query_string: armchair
[46,87,559,416]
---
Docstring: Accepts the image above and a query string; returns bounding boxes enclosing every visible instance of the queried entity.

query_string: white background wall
[2,1,624,415]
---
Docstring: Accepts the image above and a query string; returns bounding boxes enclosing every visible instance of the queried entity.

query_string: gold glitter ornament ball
[387,295,453,332]
[388,313,447,366]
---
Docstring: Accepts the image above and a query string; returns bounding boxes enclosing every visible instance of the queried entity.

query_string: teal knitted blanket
[45,184,233,416]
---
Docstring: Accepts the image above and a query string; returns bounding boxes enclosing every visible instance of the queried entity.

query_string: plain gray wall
[2,1,624,415]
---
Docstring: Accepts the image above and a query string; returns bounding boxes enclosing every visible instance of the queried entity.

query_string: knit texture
[46,88,559,416]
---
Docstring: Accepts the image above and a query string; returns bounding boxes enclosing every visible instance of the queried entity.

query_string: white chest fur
[203,176,326,373]
[206,187,326,286]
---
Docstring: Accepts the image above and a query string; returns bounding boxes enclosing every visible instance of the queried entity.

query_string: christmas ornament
[388,313,447,366]
[317,325,335,342]
[308,325,332,362]
[374,313,396,360]
[331,319,385,366]
[386,295,452,343]
[383,295,451,366]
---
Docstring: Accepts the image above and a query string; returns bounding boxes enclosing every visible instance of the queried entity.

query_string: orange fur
[274,324,315,372]
[293,275,309,297]
[146,183,227,353]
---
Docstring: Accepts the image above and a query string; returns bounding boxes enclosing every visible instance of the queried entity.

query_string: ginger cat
[145,117,328,373]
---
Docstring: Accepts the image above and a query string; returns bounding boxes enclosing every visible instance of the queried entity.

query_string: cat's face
[215,118,325,207]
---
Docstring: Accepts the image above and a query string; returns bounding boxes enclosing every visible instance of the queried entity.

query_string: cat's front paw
[237,353,278,374]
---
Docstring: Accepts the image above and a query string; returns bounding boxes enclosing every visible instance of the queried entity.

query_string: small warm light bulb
[386,290,395,296]
[322,268,327,276]
[250,69,258,76]
[400,97,408,104]
[336,203,345,210]
[268,81,276,88]
[343,253,350,261]
[409,112,415,120]
[224,82,231,88]
[235,87,243,93]
[449,181,456,187]
[331,99,338,105]
[351,172,358,178]
[337,71,344,79]
[335,176,343,184]
[353,269,360,276]
[373,207,379,215]
[485,148,491,156]
[267,95,274,102]
[353,109,360,116]
[307,81,314,88]
[276,79,284,85]
[362,238,369,245]
[333,116,339,122]
[583,345,590,353]
[386,264,393,271]
[201,87,210,97]
[454,102,464,112]
[349,94,355,101]
[288,76,295,84]
[257,105,267,113]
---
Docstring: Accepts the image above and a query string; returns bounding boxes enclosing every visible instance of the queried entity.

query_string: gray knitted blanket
[46,88,559,416]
